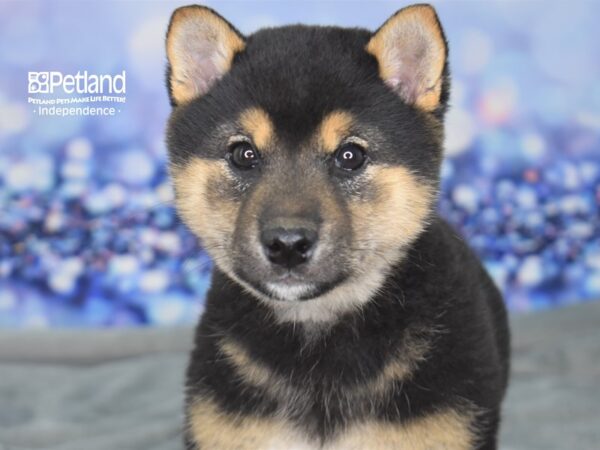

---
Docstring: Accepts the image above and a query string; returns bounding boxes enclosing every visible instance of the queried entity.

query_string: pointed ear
[166,5,245,105]
[366,4,448,112]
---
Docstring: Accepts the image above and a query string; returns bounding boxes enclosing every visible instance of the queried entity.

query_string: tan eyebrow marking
[318,110,354,152]
[239,107,274,150]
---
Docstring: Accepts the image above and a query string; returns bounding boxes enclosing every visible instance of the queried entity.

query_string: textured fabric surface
[0,301,599,450]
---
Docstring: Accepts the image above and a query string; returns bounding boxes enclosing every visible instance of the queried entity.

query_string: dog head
[165,4,449,322]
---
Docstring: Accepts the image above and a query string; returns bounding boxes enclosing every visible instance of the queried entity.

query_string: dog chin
[264,282,318,302]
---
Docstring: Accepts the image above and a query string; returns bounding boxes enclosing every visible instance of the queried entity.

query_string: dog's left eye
[334,143,367,171]
[228,142,260,170]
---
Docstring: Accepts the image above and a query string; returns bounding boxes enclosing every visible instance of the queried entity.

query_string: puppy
[165,4,510,449]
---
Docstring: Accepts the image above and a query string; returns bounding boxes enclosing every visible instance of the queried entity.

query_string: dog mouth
[231,263,347,302]
[264,279,318,301]
[250,271,349,302]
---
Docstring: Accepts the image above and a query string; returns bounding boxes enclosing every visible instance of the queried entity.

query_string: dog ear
[366,4,447,112]
[166,5,245,105]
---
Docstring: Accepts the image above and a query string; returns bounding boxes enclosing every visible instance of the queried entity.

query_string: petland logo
[28,71,126,95]
[28,70,127,117]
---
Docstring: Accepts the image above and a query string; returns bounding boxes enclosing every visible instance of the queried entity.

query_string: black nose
[261,227,318,269]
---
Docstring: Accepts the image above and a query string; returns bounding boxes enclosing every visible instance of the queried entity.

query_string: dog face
[166,5,449,321]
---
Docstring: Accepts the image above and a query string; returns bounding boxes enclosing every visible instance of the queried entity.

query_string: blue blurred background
[0,0,598,328]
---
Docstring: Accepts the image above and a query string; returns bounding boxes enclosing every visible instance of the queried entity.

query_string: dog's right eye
[228,142,261,170]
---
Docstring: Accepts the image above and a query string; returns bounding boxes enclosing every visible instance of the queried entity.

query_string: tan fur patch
[188,396,474,450]
[349,165,434,274]
[167,6,245,104]
[366,5,446,111]
[219,337,275,388]
[328,409,475,450]
[188,397,315,450]
[357,327,431,398]
[170,158,239,274]
[240,108,274,149]
[218,336,312,419]
[319,111,354,152]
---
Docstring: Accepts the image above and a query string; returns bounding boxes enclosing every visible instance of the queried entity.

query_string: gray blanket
[0,302,599,450]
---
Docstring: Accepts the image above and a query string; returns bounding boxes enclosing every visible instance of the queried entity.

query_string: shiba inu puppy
[165,3,510,449]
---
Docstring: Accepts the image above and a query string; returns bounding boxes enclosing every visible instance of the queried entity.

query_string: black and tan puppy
[165,4,509,449]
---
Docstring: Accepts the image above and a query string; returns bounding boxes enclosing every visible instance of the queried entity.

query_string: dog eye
[228,142,260,170]
[333,143,367,171]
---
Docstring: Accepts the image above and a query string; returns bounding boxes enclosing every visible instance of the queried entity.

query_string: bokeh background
[0,0,598,328]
